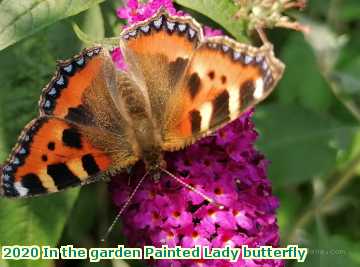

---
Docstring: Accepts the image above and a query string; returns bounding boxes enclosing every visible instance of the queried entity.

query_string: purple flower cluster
[110,1,284,266]
[117,0,181,24]
[111,113,283,267]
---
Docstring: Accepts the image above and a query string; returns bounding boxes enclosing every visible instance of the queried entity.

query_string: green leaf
[0,0,105,51]
[307,0,331,18]
[0,190,79,267]
[73,23,98,45]
[329,33,360,121]
[0,19,83,267]
[276,189,304,240]
[0,124,6,162]
[276,33,334,113]
[254,104,359,186]
[63,185,98,242]
[336,0,360,21]
[174,0,247,42]
[80,4,105,42]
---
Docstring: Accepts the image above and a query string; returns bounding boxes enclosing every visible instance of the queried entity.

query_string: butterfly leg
[126,166,133,186]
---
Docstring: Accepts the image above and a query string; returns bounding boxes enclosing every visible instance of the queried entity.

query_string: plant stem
[286,152,360,243]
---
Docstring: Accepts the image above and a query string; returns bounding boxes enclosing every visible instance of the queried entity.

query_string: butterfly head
[143,149,166,181]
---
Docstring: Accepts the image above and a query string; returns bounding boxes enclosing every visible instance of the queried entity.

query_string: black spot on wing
[62,128,82,149]
[188,73,201,99]
[21,173,47,195]
[240,80,255,109]
[169,57,188,87]
[210,90,230,128]
[208,71,215,80]
[48,142,55,151]
[82,154,100,176]
[190,110,201,134]
[47,163,81,190]
[65,105,95,126]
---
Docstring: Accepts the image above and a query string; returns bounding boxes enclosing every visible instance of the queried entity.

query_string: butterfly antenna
[159,167,225,210]
[100,170,150,242]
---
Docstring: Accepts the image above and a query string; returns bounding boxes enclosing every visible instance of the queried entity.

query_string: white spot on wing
[178,24,186,32]
[13,157,20,165]
[254,78,264,99]
[56,76,65,86]
[262,60,268,71]
[48,88,56,96]
[3,174,10,181]
[14,182,29,196]
[245,55,253,64]
[63,64,73,73]
[76,57,84,66]
[129,30,137,37]
[4,165,12,171]
[153,16,163,29]
[44,100,51,109]
[233,51,241,60]
[228,88,240,120]
[188,28,196,39]
[141,25,150,33]
[199,102,213,132]
[167,21,175,31]
[222,45,229,52]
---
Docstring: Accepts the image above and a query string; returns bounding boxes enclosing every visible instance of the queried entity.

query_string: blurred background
[0,0,359,266]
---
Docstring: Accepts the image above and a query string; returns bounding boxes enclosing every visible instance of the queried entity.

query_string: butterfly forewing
[161,37,284,151]
[1,48,138,197]
[120,10,202,128]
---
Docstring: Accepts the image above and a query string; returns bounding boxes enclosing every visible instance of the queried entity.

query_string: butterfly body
[0,8,284,198]
[131,118,166,172]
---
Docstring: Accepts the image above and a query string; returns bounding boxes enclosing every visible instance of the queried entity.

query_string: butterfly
[0,8,284,198]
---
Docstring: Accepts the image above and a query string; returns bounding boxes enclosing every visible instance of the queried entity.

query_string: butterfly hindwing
[1,117,112,197]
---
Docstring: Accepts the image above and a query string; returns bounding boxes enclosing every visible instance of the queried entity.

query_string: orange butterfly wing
[1,48,137,197]
[162,37,284,150]
[40,47,103,118]
[1,118,111,197]
[120,10,201,126]
[119,9,284,151]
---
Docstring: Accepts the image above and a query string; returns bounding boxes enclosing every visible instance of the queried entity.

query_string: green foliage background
[0,0,360,266]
